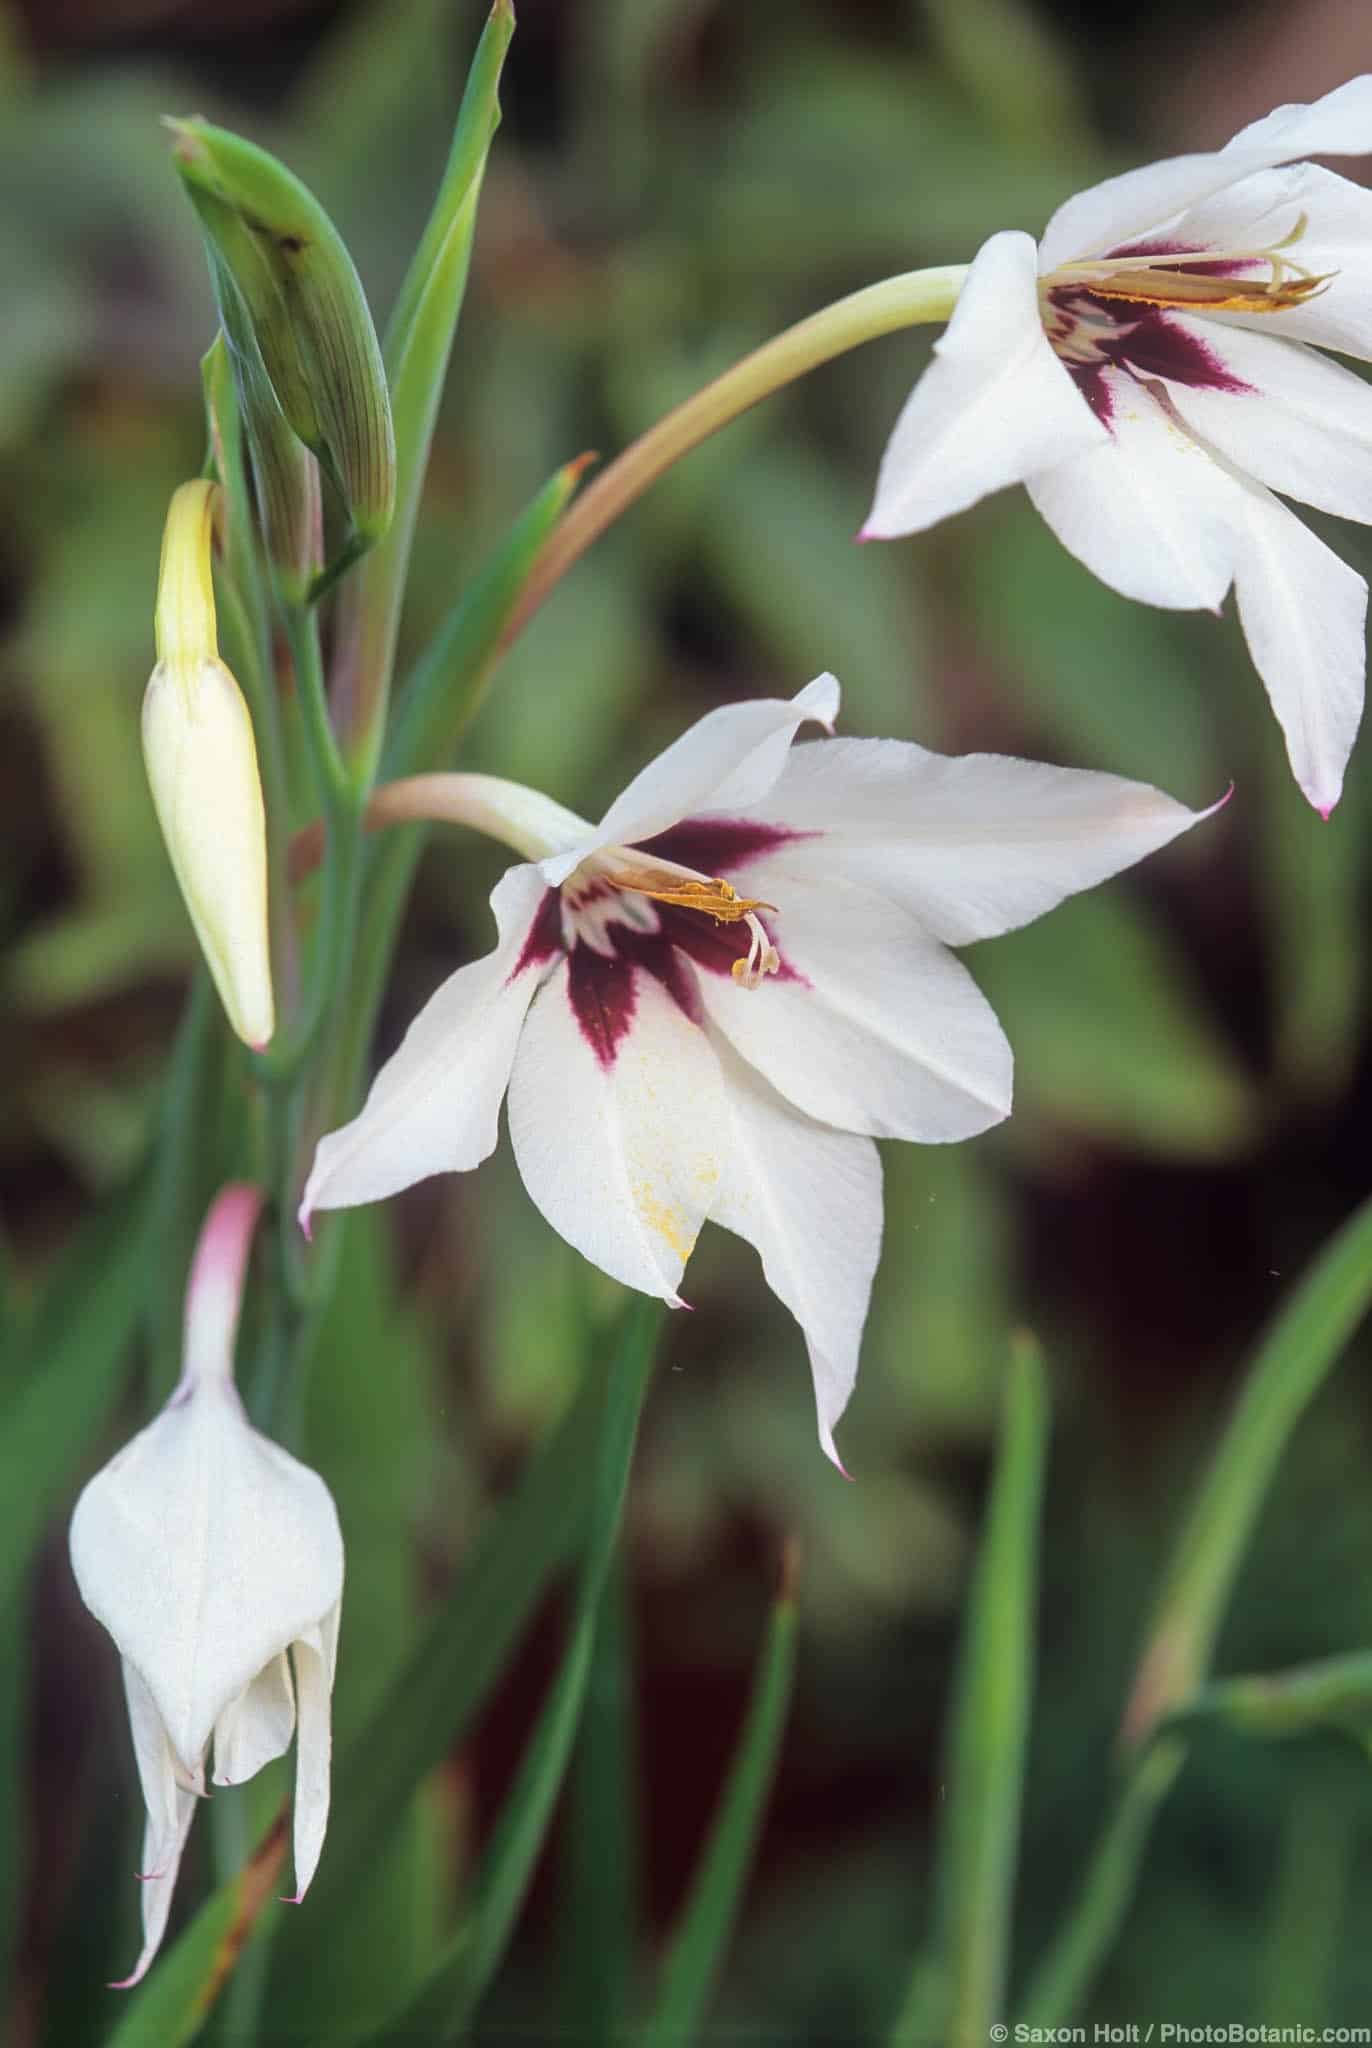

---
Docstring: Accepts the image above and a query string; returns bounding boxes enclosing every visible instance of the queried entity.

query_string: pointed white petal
[111,1662,198,1989]
[1174,165,1372,362]
[285,1605,339,1903]
[542,675,840,885]
[1025,383,1243,610]
[1039,76,1372,267]
[1159,318,1372,524]
[212,1652,296,1786]
[71,1389,344,1770]
[1232,484,1367,814]
[710,1033,882,1468]
[697,877,1012,1143]
[740,737,1214,945]
[507,959,727,1303]
[862,230,1105,539]
[300,863,552,1225]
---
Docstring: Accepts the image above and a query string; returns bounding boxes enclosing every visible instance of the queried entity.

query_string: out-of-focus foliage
[6,0,1372,2041]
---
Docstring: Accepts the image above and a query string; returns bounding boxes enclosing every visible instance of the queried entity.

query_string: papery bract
[303,677,1218,1466]
[69,1184,343,1986]
[863,77,1372,814]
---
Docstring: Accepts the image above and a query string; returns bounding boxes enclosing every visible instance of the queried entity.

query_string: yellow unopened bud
[145,481,275,1049]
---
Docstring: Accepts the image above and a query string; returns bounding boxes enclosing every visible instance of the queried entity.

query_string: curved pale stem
[499,264,968,649]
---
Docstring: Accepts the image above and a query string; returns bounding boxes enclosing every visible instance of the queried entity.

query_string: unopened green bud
[204,277,322,603]
[146,481,275,1049]
[170,118,395,545]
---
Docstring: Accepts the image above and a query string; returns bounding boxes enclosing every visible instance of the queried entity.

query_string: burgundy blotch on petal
[637,816,815,875]
[510,888,565,982]
[566,944,637,1069]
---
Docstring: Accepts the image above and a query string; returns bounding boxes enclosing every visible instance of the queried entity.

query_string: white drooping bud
[69,1184,343,1986]
[144,479,275,1048]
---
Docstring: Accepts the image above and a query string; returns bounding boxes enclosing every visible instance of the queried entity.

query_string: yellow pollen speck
[634,1183,696,1261]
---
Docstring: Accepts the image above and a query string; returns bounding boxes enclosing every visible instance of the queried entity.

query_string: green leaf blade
[894,1333,1048,2044]
[642,1542,800,2048]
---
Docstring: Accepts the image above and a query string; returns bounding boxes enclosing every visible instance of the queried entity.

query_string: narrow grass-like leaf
[557,1550,638,2039]
[105,1811,288,2048]
[332,0,514,779]
[0,1170,154,1618]
[311,1306,619,1907]
[641,1540,800,2047]
[383,453,591,784]
[1022,1190,1372,2025]
[1166,1650,1372,1746]
[353,1296,661,2043]
[1125,1190,1372,1744]
[891,1333,1047,2045]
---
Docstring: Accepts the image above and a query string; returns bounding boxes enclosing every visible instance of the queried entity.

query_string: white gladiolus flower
[302,675,1217,1466]
[863,77,1372,815]
[69,1185,343,1987]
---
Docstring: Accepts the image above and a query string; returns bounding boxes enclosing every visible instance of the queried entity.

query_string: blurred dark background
[6,0,1372,2038]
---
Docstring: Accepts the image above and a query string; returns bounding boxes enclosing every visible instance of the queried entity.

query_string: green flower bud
[170,118,396,545]
[203,251,322,603]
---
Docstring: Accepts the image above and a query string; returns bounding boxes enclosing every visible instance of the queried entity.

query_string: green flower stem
[253,604,363,1090]
[501,264,967,649]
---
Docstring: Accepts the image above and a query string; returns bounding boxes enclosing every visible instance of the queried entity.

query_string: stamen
[1075,267,1332,314]
[731,911,781,990]
[610,867,777,924]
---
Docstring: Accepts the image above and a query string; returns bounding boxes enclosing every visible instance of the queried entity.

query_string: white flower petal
[862,230,1106,539]
[112,1662,198,1989]
[212,1652,296,1787]
[70,1387,344,1769]
[1039,76,1372,268]
[285,1605,340,1903]
[697,877,1012,1143]
[1026,383,1243,610]
[507,959,727,1303]
[300,863,551,1226]
[1232,483,1367,813]
[740,737,1212,945]
[542,675,840,884]
[1159,317,1372,524]
[709,1033,881,1469]
[1173,164,1372,362]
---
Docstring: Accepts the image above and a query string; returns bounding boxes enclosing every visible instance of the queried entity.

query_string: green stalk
[502,264,967,649]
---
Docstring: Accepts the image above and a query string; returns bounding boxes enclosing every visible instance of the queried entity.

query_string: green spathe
[170,117,395,546]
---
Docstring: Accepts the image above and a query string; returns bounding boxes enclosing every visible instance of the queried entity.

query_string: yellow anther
[1083,267,1332,314]
[610,868,777,924]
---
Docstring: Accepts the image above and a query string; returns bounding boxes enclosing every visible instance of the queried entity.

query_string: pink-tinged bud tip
[297,1198,314,1244]
[184,1183,265,1386]
[1319,802,1335,821]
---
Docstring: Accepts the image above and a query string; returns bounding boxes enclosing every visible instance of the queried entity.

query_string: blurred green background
[6,0,1372,2039]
